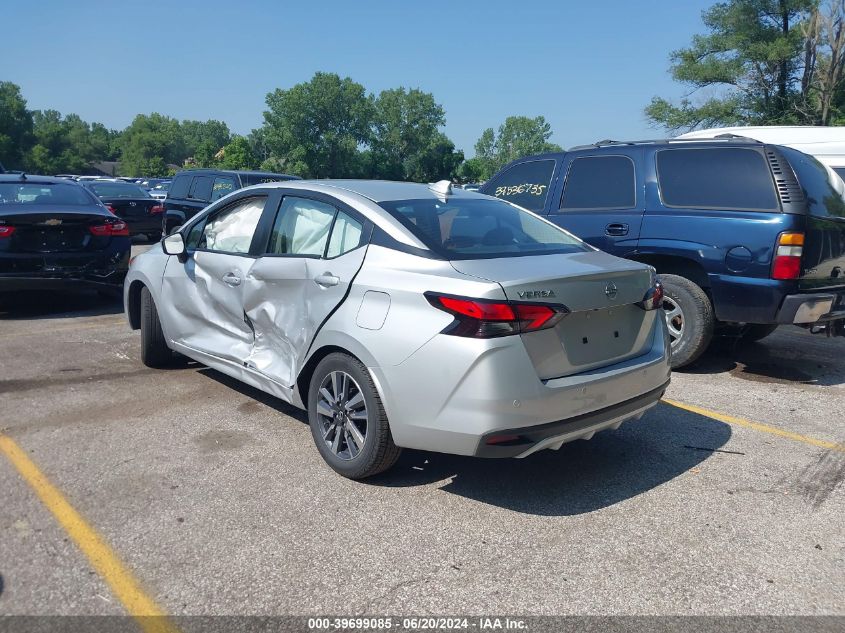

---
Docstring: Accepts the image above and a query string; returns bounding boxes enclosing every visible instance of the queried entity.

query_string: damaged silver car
[124,180,671,478]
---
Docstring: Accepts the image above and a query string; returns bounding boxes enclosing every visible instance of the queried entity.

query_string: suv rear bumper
[776,292,845,324]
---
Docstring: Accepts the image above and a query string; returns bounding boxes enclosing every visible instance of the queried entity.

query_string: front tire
[307,353,401,479]
[659,274,715,369]
[140,286,173,368]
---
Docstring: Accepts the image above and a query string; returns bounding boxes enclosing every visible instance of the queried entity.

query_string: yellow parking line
[663,398,845,453]
[0,434,179,633]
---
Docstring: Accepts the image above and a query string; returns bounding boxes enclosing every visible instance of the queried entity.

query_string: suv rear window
[657,148,779,211]
[559,155,635,210]
[483,159,556,213]
[378,197,588,259]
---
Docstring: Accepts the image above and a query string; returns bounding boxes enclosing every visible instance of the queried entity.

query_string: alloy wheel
[663,296,685,349]
[315,371,368,461]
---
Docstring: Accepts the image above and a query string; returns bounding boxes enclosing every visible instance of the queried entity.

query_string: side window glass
[656,148,778,210]
[199,196,266,254]
[559,156,636,211]
[484,159,555,212]
[188,176,214,202]
[168,175,191,199]
[326,211,364,258]
[267,196,336,256]
[185,220,205,250]
[210,176,237,202]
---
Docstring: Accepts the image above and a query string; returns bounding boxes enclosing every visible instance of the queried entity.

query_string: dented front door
[161,194,269,363]
[163,250,255,363]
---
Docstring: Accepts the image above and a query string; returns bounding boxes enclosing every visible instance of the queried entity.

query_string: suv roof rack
[568,135,761,151]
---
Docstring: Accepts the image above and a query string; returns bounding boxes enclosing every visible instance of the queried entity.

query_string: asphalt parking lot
[1,244,843,619]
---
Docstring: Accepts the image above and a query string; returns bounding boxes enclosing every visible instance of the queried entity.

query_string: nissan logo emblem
[605,282,618,299]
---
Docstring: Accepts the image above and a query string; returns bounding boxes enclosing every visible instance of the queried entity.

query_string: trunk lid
[450,252,658,378]
[102,197,160,221]
[0,209,112,253]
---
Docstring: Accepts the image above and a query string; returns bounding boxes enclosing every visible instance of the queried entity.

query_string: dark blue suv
[481,138,845,368]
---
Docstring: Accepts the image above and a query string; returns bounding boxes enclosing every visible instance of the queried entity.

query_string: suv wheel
[659,274,714,369]
[140,286,173,368]
[307,353,401,479]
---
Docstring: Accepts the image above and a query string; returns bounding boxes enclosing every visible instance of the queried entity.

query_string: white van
[677,126,845,181]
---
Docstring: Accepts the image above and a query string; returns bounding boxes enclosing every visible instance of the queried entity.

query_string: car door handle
[314,272,340,287]
[222,272,242,286]
[605,223,629,236]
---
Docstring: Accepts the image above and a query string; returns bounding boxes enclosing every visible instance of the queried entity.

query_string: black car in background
[0,175,130,294]
[82,180,164,240]
[163,169,300,234]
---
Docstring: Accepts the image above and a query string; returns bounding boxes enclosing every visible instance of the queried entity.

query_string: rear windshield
[0,182,93,205]
[88,182,151,198]
[378,197,589,259]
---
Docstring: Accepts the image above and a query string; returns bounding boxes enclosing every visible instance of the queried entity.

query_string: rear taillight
[89,221,129,237]
[150,204,164,214]
[638,281,664,311]
[0,226,15,238]
[426,293,567,338]
[772,232,804,280]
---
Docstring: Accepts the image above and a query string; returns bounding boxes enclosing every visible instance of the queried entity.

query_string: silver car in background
[124,180,671,478]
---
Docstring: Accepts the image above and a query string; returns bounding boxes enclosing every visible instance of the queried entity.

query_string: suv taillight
[150,204,164,214]
[90,221,129,237]
[0,226,15,238]
[772,232,804,280]
[426,293,568,338]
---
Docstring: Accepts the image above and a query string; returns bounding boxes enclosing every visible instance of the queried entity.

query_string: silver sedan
[124,180,671,478]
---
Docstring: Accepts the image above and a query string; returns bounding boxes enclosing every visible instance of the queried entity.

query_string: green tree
[0,81,34,170]
[472,116,561,179]
[369,87,461,180]
[181,119,230,159]
[646,0,820,131]
[218,136,259,170]
[24,110,114,174]
[119,113,185,177]
[260,72,373,178]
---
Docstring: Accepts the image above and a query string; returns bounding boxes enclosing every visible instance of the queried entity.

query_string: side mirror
[162,232,186,257]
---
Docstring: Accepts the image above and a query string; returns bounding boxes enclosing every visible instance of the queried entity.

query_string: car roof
[173,168,299,179]
[256,179,488,203]
[0,174,84,185]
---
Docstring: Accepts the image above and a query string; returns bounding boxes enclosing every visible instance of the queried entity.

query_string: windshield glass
[378,197,589,259]
[0,182,93,205]
[89,182,151,198]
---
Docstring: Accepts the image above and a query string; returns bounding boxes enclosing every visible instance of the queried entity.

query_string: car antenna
[428,180,452,202]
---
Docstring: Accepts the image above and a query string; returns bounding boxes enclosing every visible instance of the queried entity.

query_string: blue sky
[1,0,714,155]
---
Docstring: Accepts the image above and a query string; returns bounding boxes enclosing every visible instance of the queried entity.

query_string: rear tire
[659,274,715,369]
[742,324,779,342]
[140,286,173,368]
[307,353,401,479]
